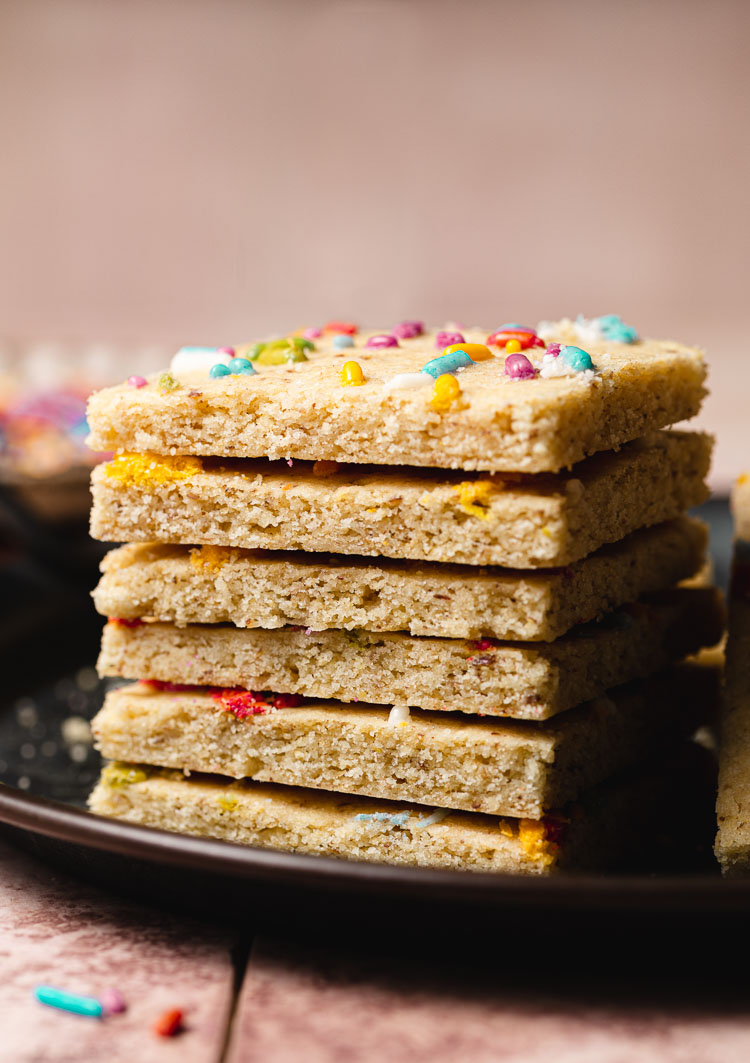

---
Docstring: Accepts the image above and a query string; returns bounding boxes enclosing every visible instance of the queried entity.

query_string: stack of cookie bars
[86,317,723,874]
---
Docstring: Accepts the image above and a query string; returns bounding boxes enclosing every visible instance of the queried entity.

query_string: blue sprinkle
[227,357,257,375]
[500,322,533,331]
[209,363,231,378]
[34,986,103,1018]
[354,811,411,828]
[421,350,474,377]
[597,314,638,344]
[560,346,595,372]
[333,334,354,350]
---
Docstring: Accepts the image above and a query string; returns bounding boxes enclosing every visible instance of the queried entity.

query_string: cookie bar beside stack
[87,318,722,874]
[715,476,750,874]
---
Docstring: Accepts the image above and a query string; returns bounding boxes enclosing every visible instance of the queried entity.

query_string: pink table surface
[2,833,750,1063]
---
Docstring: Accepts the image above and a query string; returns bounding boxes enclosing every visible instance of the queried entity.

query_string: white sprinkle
[383,372,432,393]
[415,809,449,829]
[387,705,411,726]
[170,346,230,374]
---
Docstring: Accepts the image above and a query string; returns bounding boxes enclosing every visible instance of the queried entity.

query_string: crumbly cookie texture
[87,745,710,876]
[85,329,706,474]
[715,552,750,874]
[92,518,707,641]
[97,588,724,722]
[732,475,750,541]
[91,665,716,819]
[89,431,711,569]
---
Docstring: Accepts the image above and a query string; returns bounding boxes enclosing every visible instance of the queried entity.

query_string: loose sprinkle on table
[100,988,127,1015]
[34,986,103,1018]
[153,1008,184,1037]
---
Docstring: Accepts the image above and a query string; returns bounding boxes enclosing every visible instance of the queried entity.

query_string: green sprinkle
[158,371,179,393]
[104,765,148,788]
[248,343,267,361]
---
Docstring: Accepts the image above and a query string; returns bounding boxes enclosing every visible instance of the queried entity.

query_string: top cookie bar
[86,320,707,473]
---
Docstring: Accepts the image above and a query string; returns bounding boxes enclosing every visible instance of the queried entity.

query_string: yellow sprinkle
[190,545,232,572]
[430,373,462,412]
[313,460,341,477]
[518,819,557,867]
[105,453,203,488]
[505,339,522,354]
[218,795,238,812]
[444,342,493,362]
[103,764,148,788]
[455,480,495,520]
[341,361,365,386]
[739,474,749,485]
[541,525,552,538]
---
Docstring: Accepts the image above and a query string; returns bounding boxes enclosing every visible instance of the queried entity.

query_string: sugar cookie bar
[715,544,750,874]
[91,665,717,818]
[92,518,707,641]
[97,588,724,721]
[89,431,711,568]
[88,741,714,875]
[86,328,706,473]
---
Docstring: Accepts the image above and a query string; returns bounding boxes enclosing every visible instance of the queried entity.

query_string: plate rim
[1,781,746,911]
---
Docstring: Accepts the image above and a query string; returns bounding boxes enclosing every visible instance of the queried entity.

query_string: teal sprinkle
[34,986,103,1018]
[333,334,354,350]
[227,357,256,375]
[421,350,474,378]
[597,314,638,344]
[209,363,231,378]
[560,346,595,372]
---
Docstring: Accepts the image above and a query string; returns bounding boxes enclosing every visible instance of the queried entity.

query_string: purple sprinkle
[504,353,537,380]
[127,375,147,388]
[546,343,562,358]
[100,988,127,1015]
[435,330,464,350]
[365,333,399,349]
[391,320,424,339]
[303,327,323,339]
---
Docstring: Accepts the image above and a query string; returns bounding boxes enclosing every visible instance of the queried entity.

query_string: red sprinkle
[153,1008,183,1037]
[324,320,358,335]
[487,328,544,350]
[109,617,145,628]
[472,638,495,651]
[211,688,302,720]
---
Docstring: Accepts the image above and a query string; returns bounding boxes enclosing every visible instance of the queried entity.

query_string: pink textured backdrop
[0,0,747,487]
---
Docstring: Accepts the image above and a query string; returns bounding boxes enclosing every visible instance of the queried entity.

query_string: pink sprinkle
[391,320,424,339]
[100,988,127,1015]
[365,333,399,349]
[286,458,293,467]
[546,343,562,358]
[127,375,147,388]
[504,353,537,380]
[217,346,235,357]
[435,330,464,349]
[303,327,323,339]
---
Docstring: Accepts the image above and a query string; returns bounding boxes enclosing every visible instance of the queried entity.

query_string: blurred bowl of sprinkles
[0,340,168,525]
